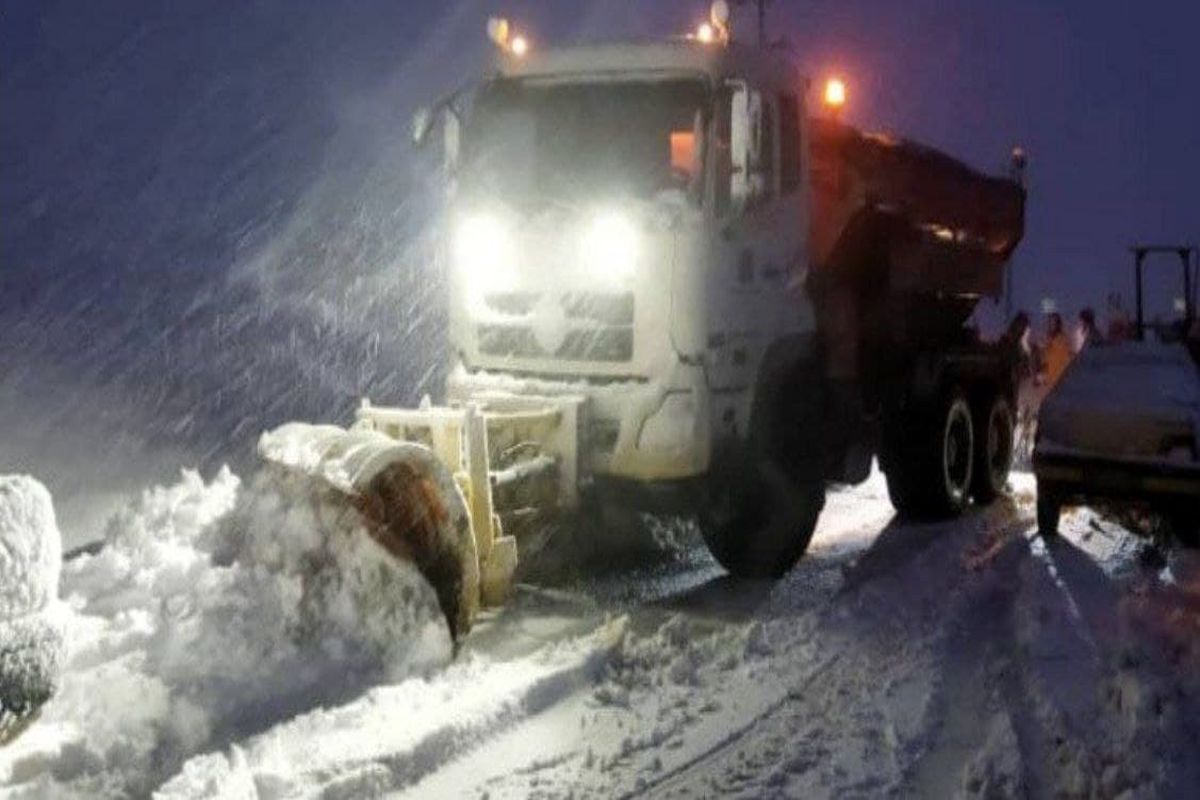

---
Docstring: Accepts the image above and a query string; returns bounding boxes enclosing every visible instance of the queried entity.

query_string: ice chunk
[3,466,451,794]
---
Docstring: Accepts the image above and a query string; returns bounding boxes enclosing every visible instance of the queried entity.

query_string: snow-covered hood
[1037,342,1200,460]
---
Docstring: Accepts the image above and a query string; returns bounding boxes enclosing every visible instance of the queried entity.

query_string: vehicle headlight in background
[454,213,516,292]
[580,212,639,282]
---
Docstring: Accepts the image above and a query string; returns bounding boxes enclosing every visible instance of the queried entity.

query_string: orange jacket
[1042,332,1072,388]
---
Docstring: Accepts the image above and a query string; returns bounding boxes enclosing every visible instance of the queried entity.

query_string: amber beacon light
[823,78,847,110]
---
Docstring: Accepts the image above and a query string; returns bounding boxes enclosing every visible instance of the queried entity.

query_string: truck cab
[441,39,813,489]
[407,12,1025,581]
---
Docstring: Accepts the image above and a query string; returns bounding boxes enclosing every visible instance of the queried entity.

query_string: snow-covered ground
[4,3,1200,797]
[3,467,1198,798]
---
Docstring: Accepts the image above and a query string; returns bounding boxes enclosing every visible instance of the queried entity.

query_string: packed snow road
[2,468,1199,798]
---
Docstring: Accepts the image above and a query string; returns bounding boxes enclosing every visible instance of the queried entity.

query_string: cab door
[705,80,810,441]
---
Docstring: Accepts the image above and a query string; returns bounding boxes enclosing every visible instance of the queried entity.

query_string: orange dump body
[808,117,1025,300]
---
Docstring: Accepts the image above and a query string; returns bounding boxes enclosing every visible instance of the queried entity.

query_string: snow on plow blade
[258,394,583,639]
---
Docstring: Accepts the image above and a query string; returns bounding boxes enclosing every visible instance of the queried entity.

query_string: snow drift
[0,477,61,621]
[0,477,65,745]
[0,468,452,797]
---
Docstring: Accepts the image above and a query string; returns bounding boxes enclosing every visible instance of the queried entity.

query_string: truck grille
[477,291,634,362]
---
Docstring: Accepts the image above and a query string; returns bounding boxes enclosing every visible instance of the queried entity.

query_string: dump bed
[808,117,1025,299]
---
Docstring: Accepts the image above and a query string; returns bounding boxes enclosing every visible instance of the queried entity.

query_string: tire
[1036,480,1061,537]
[697,355,826,578]
[971,394,1015,503]
[884,389,975,518]
[698,452,825,578]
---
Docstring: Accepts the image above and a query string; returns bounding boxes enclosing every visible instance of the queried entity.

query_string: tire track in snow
[633,501,1032,798]
[621,652,843,799]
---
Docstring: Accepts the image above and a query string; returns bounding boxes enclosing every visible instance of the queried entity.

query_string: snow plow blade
[259,422,480,638]
[258,394,584,639]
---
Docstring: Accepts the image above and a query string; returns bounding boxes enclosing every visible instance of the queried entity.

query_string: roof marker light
[486,16,530,57]
[823,78,847,110]
[700,1,730,44]
[710,1,730,26]
[486,17,510,47]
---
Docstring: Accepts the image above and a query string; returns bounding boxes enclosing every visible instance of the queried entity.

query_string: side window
[754,97,775,202]
[722,81,776,216]
[713,86,732,217]
[778,92,801,194]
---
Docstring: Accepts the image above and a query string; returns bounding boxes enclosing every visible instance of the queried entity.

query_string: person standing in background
[1105,293,1133,343]
[1003,311,1040,468]
[1001,312,1035,384]
[1075,307,1100,351]
[1040,312,1072,389]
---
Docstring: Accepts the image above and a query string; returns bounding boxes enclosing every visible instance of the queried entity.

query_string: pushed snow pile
[0,477,62,620]
[157,618,627,798]
[0,476,65,746]
[0,467,452,796]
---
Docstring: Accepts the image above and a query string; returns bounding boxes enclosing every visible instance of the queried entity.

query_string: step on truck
[262,3,1028,638]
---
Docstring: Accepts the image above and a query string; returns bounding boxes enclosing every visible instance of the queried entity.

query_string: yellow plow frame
[259,393,585,638]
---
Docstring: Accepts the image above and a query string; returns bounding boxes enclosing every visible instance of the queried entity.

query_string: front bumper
[1033,444,1200,503]
[446,361,711,482]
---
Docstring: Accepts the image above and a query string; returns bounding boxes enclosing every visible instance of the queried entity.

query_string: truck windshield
[461,77,708,210]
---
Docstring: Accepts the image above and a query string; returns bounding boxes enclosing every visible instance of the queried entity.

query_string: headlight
[454,213,516,292]
[580,212,639,282]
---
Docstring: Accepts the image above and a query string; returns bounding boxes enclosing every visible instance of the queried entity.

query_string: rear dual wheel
[885,390,975,518]
[885,389,1015,518]
[971,395,1015,503]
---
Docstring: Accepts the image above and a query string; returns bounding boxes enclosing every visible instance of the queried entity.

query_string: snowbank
[157,618,626,798]
[0,476,65,746]
[0,477,61,621]
[0,467,452,796]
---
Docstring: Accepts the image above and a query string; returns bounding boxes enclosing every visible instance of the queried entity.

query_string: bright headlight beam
[581,212,639,282]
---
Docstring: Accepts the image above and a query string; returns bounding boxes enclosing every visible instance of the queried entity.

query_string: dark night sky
[502,0,1200,325]
[3,0,1198,322]
[0,0,1195,469]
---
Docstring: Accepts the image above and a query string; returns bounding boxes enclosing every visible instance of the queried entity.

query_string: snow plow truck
[261,5,1027,639]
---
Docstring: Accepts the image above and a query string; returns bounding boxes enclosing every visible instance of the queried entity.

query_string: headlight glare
[580,212,639,281]
[454,213,516,292]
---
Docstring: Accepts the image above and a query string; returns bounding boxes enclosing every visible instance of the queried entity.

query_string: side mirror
[442,112,460,174]
[411,102,460,176]
[412,106,435,147]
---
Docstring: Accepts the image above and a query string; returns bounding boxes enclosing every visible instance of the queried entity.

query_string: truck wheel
[698,354,826,578]
[884,390,975,518]
[971,394,1014,503]
[1036,481,1061,537]
[698,454,824,578]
